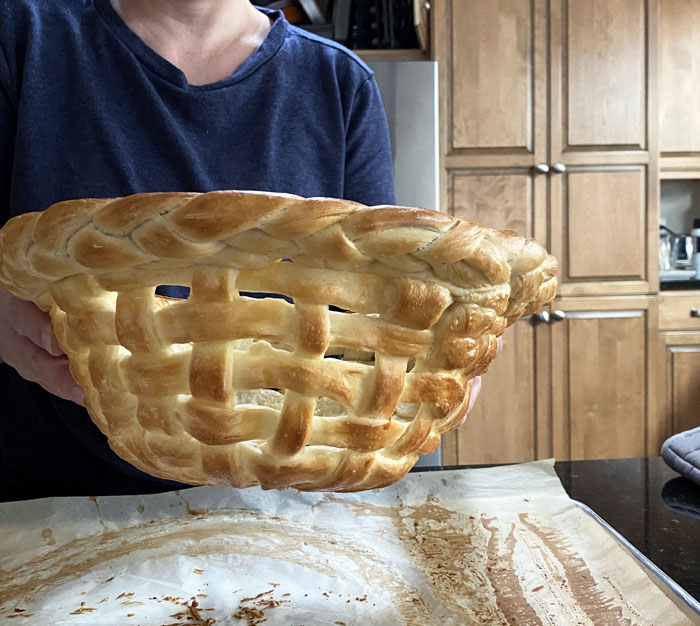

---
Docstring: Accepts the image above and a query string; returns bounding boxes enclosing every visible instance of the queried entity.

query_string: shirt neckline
[93,0,287,91]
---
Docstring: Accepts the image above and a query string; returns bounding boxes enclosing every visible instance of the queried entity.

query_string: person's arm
[0,41,83,404]
[343,75,396,206]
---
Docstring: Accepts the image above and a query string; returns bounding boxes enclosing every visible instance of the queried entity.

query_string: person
[0,0,482,500]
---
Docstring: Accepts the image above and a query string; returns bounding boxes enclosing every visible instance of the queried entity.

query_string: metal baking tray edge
[573,500,700,617]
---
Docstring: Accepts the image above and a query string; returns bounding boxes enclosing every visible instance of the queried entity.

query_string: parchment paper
[1,460,697,625]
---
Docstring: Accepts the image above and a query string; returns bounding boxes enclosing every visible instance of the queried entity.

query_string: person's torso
[0,0,395,497]
[2,0,383,217]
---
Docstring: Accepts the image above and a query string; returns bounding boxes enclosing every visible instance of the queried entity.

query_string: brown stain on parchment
[481,517,542,625]
[519,514,636,626]
[0,510,432,624]
[40,529,55,547]
[393,503,509,625]
[393,501,667,626]
[602,575,647,624]
[312,495,398,519]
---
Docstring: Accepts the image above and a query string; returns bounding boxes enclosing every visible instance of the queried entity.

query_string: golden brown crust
[0,191,557,491]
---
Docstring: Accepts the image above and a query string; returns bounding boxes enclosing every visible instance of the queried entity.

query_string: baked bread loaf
[0,191,557,491]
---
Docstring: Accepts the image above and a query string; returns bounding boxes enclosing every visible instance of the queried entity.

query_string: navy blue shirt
[0,0,395,499]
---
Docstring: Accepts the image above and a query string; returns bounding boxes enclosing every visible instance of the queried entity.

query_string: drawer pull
[691,309,700,318]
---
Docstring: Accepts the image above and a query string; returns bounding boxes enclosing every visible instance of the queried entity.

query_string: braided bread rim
[0,190,557,316]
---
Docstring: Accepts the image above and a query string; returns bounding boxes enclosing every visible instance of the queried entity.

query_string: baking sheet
[573,501,700,617]
[1,460,698,625]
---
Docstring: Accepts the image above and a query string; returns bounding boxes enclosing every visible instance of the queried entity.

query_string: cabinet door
[551,299,656,460]
[441,318,547,465]
[550,0,649,162]
[660,0,700,156]
[437,0,547,168]
[550,166,653,296]
[661,335,700,437]
[441,169,549,464]
[447,169,545,237]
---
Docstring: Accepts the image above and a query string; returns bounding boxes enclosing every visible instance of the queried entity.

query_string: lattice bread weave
[0,191,557,491]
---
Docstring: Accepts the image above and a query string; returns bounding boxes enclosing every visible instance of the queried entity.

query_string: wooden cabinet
[550,166,655,296]
[658,294,700,441]
[549,0,658,296]
[436,0,658,296]
[441,0,653,163]
[447,169,546,242]
[444,297,658,464]
[655,4,700,448]
[659,0,700,176]
[436,0,660,464]
[659,293,700,331]
[552,298,659,460]
[551,0,648,158]
[441,318,547,465]
[441,0,547,167]
[660,335,700,436]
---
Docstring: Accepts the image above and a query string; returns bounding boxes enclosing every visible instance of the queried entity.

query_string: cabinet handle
[534,163,550,174]
[691,309,700,318]
[551,162,566,173]
[551,310,566,321]
[536,311,550,323]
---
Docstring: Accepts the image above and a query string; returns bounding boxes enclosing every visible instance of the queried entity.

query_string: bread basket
[0,191,557,491]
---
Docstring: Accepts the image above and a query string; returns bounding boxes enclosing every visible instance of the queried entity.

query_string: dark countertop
[415,457,700,603]
[660,280,700,290]
[554,457,700,603]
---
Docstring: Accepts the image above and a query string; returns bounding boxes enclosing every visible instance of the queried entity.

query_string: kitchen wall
[660,180,700,234]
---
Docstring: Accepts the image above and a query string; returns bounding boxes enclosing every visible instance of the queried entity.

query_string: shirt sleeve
[343,75,396,206]
[0,42,15,227]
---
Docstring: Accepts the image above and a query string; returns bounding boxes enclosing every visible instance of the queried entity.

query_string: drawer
[660,293,700,330]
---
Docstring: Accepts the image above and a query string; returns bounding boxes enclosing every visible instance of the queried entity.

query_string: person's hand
[466,376,483,414]
[465,336,503,414]
[0,288,84,404]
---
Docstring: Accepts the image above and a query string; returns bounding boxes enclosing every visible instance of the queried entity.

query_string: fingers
[454,376,482,429]
[13,297,64,356]
[6,334,83,405]
[467,375,482,414]
[0,290,81,403]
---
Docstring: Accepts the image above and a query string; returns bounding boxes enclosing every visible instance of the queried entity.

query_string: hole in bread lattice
[156,285,190,299]
[238,286,357,315]
[326,347,374,365]
[238,291,294,305]
[234,389,348,417]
